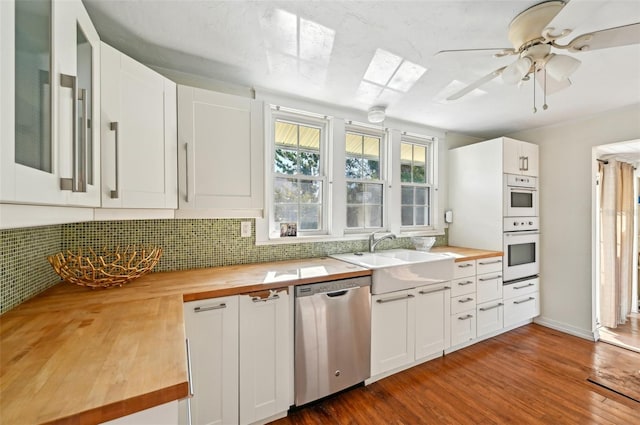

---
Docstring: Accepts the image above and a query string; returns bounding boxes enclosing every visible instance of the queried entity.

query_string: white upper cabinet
[503,137,538,177]
[176,86,264,217]
[100,43,177,209]
[1,0,100,206]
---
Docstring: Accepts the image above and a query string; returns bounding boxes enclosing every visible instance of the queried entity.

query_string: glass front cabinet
[1,0,100,206]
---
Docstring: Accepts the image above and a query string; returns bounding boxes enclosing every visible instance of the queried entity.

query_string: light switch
[241,221,252,237]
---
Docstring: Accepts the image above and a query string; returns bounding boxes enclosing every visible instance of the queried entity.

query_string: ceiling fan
[439,0,640,111]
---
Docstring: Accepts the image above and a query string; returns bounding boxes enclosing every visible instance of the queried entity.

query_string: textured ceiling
[83,0,640,139]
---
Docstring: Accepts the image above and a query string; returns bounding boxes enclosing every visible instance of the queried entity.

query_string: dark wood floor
[274,324,639,424]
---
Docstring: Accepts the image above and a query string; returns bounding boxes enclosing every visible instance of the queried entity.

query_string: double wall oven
[503,174,539,283]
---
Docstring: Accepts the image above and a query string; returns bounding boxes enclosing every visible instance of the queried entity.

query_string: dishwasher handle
[326,290,349,297]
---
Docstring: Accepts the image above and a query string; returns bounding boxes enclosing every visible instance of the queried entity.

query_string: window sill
[255,228,445,246]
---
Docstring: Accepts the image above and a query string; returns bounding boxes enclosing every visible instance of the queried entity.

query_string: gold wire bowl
[48,246,162,289]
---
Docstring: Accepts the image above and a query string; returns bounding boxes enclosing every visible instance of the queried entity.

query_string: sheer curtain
[599,159,635,328]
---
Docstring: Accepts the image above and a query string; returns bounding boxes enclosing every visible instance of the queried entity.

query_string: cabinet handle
[513,297,535,305]
[78,88,88,192]
[524,156,529,171]
[457,263,473,268]
[184,142,190,203]
[377,294,414,304]
[194,303,226,312]
[457,280,473,286]
[514,282,535,290]
[458,314,473,321]
[479,303,504,312]
[185,338,194,397]
[59,74,82,192]
[252,294,280,303]
[519,156,525,171]
[478,275,502,282]
[478,259,502,265]
[110,122,120,198]
[418,286,450,295]
[458,297,474,303]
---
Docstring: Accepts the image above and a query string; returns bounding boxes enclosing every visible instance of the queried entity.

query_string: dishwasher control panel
[295,276,371,297]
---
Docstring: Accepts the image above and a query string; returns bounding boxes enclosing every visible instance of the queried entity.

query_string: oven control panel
[504,216,539,232]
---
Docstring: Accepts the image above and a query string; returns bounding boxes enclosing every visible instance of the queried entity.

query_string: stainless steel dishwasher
[294,276,371,406]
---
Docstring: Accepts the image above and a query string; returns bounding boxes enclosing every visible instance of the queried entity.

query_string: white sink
[330,249,454,294]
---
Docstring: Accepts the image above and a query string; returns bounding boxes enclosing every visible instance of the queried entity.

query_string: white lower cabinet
[451,311,476,346]
[183,296,239,425]
[476,300,504,337]
[239,289,290,425]
[102,401,179,425]
[503,278,540,327]
[414,285,451,360]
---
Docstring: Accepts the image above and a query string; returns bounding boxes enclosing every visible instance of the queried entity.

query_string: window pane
[346,182,364,203]
[274,148,297,174]
[345,157,362,179]
[400,163,412,182]
[413,165,426,183]
[363,137,380,159]
[345,133,363,155]
[275,121,298,146]
[415,187,427,205]
[299,125,320,150]
[274,204,298,222]
[400,143,412,163]
[300,180,321,204]
[347,206,364,228]
[365,205,382,228]
[401,186,413,204]
[299,151,320,176]
[401,206,413,226]
[413,145,426,165]
[415,206,426,225]
[362,158,380,179]
[274,178,298,203]
[366,183,383,204]
[300,205,321,230]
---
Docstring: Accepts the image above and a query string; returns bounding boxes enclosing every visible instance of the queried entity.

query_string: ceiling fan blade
[566,23,640,52]
[535,70,571,95]
[446,67,506,101]
[436,48,516,57]
[544,0,608,40]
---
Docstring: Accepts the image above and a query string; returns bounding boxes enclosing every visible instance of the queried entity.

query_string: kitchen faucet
[369,230,396,252]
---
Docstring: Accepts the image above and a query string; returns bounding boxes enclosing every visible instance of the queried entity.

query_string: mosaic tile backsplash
[1,219,447,314]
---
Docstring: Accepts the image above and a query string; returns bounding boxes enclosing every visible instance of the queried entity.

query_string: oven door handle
[508,187,536,192]
[504,231,539,236]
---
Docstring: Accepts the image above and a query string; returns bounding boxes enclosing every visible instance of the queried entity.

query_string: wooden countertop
[0,257,370,425]
[430,245,503,262]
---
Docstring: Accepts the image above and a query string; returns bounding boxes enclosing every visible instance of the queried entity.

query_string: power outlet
[241,221,252,237]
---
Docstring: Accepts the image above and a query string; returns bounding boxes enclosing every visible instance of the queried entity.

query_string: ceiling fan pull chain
[532,62,537,114]
[543,68,548,111]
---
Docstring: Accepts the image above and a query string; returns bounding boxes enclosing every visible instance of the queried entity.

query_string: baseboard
[534,316,595,341]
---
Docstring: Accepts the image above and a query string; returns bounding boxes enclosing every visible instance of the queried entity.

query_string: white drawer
[503,278,539,299]
[476,257,503,274]
[450,276,476,297]
[453,260,476,279]
[451,293,476,315]
[504,291,539,327]
[451,311,476,346]
[476,273,503,303]
[477,301,504,337]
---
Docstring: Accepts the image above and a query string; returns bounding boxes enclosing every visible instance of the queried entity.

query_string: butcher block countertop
[431,246,503,262]
[0,257,370,425]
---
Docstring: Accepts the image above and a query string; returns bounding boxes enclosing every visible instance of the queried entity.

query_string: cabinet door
[520,142,538,177]
[100,43,177,209]
[502,138,522,175]
[102,401,179,425]
[477,301,504,337]
[476,273,502,303]
[239,289,290,425]
[504,292,540,328]
[177,86,263,216]
[183,296,239,425]
[415,285,450,360]
[451,311,476,346]
[371,291,415,376]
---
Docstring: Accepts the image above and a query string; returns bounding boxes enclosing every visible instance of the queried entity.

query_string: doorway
[593,140,640,353]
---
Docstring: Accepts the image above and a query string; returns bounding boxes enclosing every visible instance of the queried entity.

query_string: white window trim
[399,134,435,231]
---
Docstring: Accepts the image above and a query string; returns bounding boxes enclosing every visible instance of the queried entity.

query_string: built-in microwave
[503,217,539,282]
[504,174,538,217]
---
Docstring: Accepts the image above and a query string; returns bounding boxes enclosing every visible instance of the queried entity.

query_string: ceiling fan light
[545,54,581,80]
[502,57,532,85]
[367,106,386,123]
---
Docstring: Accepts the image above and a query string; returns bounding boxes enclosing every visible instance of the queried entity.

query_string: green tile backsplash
[1,218,447,314]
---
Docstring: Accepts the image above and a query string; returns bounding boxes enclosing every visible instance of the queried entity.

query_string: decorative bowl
[48,246,162,289]
[411,236,436,252]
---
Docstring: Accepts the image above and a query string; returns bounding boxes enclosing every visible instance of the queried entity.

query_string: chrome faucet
[369,230,396,253]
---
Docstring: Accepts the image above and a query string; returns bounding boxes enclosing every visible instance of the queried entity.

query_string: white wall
[507,104,640,338]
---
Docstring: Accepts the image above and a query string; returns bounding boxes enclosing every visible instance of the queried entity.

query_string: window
[345,128,385,230]
[271,110,328,236]
[400,139,432,227]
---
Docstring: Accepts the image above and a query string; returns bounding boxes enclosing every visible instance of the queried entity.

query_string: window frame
[268,107,330,238]
[399,134,436,231]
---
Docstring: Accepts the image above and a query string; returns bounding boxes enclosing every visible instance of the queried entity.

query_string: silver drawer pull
[457,263,473,268]
[110,122,120,199]
[418,286,450,295]
[185,338,194,397]
[478,275,502,282]
[479,303,504,312]
[194,303,226,312]
[252,294,280,303]
[514,297,535,305]
[458,297,474,303]
[377,294,415,304]
[457,280,473,286]
[514,283,535,290]
[458,314,473,321]
[478,259,502,265]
